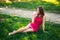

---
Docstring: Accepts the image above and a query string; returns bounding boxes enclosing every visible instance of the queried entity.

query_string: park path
[0,8,60,23]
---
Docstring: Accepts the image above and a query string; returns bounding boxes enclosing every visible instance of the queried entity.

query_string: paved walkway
[0,8,60,23]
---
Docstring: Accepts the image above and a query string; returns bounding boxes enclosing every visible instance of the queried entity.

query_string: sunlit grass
[19,0,32,2]
[43,0,59,5]
[5,0,12,3]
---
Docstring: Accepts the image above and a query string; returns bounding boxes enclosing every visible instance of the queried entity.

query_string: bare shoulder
[33,11,37,15]
[32,11,37,17]
[43,15,46,20]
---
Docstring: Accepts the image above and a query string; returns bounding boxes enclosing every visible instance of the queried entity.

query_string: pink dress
[30,12,43,32]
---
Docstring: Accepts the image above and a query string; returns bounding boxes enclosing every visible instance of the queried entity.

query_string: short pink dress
[30,12,43,32]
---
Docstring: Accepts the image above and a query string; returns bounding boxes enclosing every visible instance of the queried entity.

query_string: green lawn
[0,13,60,40]
[0,1,60,11]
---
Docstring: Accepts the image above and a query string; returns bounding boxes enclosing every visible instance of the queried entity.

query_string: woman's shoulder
[32,11,37,18]
[33,11,37,14]
[43,15,46,20]
[33,11,37,16]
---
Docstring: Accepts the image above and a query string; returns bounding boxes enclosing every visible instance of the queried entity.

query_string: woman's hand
[43,31,48,33]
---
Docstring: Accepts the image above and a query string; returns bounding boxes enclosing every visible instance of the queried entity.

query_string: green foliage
[0,13,60,40]
[0,1,60,11]
[0,2,12,7]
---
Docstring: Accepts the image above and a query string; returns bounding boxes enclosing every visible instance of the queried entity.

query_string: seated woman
[9,6,46,35]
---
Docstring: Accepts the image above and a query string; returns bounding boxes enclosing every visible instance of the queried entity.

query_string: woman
[9,6,46,35]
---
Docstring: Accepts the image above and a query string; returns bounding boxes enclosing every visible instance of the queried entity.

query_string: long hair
[36,6,44,18]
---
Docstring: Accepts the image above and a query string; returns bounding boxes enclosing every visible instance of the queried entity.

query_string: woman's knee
[23,28,33,33]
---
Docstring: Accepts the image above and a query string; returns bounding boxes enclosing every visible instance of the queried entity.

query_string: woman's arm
[42,16,46,32]
[31,12,36,23]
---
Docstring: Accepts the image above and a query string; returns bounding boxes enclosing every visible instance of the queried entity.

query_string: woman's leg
[9,23,31,35]
[23,28,33,33]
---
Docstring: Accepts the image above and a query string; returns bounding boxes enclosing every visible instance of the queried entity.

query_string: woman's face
[37,8,39,14]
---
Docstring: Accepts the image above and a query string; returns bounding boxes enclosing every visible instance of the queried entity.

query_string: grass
[0,13,60,40]
[0,1,60,11]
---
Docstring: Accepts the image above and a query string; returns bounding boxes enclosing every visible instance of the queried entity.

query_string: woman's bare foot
[9,30,16,36]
